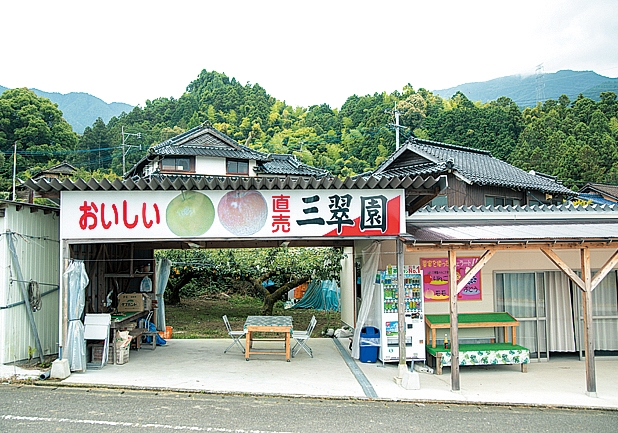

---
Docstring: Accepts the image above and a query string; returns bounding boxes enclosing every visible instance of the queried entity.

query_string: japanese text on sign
[420,257,482,302]
[79,200,161,230]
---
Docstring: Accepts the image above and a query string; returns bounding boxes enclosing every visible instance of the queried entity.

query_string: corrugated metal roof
[406,222,618,243]
[405,204,618,243]
[23,173,446,193]
[374,138,575,196]
[578,193,617,206]
[579,182,618,201]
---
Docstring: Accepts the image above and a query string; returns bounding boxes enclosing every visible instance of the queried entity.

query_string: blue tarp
[292,280,340,311]
[138,318,167,346]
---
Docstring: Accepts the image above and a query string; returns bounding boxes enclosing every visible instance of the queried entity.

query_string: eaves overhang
[23,173,447,199]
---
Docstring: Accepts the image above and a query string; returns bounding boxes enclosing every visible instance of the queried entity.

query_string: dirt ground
[164,294,343,339]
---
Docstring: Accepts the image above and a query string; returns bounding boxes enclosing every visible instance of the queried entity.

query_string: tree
[74,117,111,170]
[157,247,345,315]
[0,88,78,191]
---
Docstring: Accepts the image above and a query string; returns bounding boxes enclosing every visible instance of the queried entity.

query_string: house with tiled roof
[578,182,618,205]
[372,137,575,208]
[126,123,328,179]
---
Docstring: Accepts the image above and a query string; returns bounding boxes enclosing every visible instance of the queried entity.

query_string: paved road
[1,384,617,432]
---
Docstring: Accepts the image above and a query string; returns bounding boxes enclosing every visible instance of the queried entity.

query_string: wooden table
[425,312,520,348]
[244,316,293,362]
[109,311,150,364]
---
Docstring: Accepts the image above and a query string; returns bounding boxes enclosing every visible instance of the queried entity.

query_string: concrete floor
[4,338,618,410]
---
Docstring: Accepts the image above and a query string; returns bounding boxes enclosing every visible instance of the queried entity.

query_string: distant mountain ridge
[433,70,618,107]
[3,69,617,135]
[0,85,133,134]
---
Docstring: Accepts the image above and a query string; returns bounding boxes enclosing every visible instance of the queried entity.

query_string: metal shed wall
[0,203,60,364]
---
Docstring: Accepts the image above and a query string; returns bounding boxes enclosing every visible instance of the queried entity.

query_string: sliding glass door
[495,272,547,359]
[496,270,618,360]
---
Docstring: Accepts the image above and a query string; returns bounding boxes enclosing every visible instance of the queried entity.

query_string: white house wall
[0,204,60,364]
[195,157,226,175]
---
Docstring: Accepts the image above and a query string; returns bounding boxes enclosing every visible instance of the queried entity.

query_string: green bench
[426,343,530,375]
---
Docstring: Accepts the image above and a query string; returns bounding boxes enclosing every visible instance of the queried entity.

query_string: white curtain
[495,272,540,353]
[588,272,618,351]
[63,260,88,372]
[546,271,575,352]
[351,242,381,359]
[155,258,172,332]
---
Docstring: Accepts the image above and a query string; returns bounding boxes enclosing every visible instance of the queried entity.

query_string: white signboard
[61,189,405,240]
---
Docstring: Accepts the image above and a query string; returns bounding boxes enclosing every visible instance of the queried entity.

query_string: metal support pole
[60,240,70,359]
[7,233,44,364]
[396,238,407,380]
[448,249,460,391]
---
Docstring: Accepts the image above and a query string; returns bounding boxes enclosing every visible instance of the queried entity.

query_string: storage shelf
[105,272,153,278]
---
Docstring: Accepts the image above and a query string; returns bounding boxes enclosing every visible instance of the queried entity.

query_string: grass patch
[165,294,341,339]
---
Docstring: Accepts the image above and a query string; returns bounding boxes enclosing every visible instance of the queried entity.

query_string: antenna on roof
[535,64,545,105]
[244,131,253,147]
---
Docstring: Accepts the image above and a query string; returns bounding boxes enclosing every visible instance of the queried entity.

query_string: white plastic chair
[223,315,246,354]
[292,315,317,358]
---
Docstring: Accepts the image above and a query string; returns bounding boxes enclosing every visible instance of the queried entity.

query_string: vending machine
[377,265,426,363]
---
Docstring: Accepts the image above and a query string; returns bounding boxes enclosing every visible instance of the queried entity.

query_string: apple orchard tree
[159,247,345,315]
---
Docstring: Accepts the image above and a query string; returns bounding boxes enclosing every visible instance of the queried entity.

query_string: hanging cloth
[63,260,88,372]
[155,258,172,332]
[28,280,41,312]
[351,242,381,359]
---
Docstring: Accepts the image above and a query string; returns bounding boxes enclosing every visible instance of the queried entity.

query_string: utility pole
[121,125,142,175]
[535,64,546,105]
[12,142,17,201]
[386,103,407,151]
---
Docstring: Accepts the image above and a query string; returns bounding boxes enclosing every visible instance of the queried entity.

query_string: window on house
[485,196,522,207]
[227,159,249,175]
[161,157,193,172]
[430,195,448,208]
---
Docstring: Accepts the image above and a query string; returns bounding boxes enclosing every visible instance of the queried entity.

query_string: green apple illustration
[166,191,215,236]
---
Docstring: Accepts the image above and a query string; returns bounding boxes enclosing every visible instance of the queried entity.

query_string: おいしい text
[79,200,161,230]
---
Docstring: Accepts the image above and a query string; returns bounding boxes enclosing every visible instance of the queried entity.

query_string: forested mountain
[0,85,132,134]
[1,70,618,198]
[433,70,618,108]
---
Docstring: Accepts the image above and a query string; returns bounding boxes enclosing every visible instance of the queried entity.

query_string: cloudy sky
[2,0,617,108]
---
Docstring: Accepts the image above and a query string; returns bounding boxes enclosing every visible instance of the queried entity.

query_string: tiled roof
[125,124,271,177]
[254,154,328,177]
[373,138,575,196]
[411,203,618,220]
[150,124,269,161]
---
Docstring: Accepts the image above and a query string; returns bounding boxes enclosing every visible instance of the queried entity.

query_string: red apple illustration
[218,190,268,236]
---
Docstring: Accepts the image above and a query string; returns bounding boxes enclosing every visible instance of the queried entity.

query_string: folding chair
[84,313,111,369]
[292,315,317,358]
[223,315,246,354]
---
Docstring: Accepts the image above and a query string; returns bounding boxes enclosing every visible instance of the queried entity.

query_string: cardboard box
[116,345,130,365]
[118,293,151,312]
[90,344,105,362]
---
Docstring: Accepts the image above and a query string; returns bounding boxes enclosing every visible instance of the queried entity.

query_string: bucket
[158,326,173,339]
